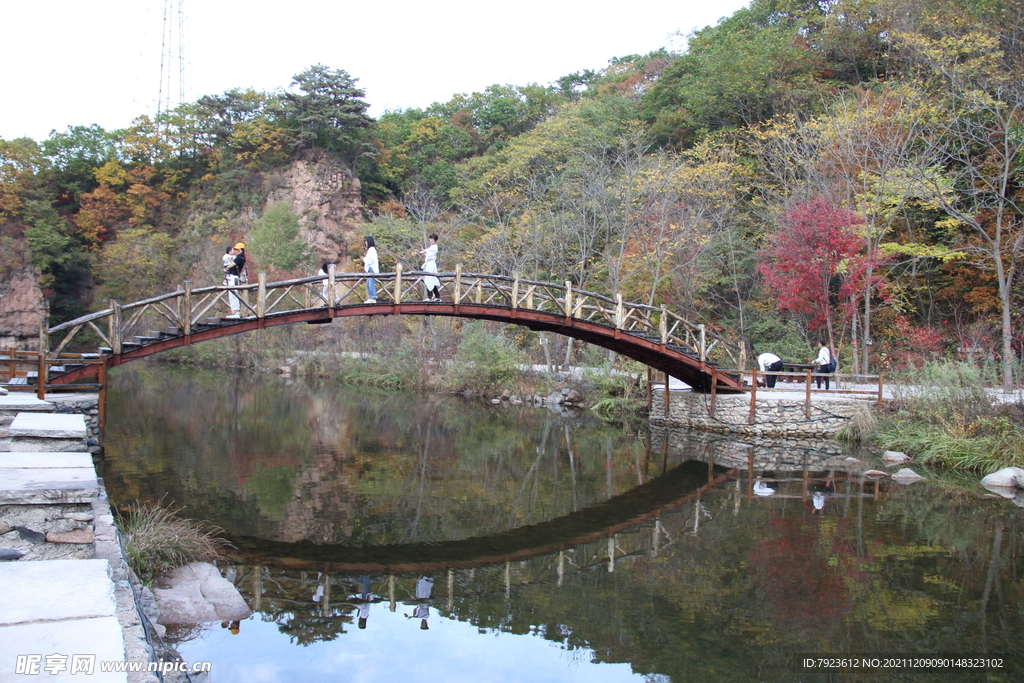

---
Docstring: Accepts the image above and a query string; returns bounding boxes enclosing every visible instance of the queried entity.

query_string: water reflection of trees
[102,363,652,546]
[206,472,1023,681]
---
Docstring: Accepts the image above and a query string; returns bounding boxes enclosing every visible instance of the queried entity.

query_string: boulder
[564,389,582,404]
[882,450,910,465]
[546,391,565,406]
[980,466,1024,490]
[890,468,926,485]
[153,562,252,625]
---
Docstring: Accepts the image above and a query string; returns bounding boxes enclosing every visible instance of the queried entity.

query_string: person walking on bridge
[416,233,440,301]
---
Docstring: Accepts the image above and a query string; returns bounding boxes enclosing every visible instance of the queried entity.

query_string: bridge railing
[44,265,745,367]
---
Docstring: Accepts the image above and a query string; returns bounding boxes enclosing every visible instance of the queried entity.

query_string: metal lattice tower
[156,0,188,126]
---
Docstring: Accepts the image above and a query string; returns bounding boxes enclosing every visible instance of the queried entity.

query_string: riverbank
[0,392,159,682]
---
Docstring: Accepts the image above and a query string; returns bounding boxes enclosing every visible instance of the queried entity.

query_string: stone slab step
[0,395,54,412]
[9,413,87,439]
[0,617,128,682]
[0,452,95,468]
[0,559,117,623]
[0,466,100,504]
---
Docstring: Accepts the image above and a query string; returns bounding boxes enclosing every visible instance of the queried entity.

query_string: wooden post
[38,300,49,357]
[699,323,706,361]
[615,293,623,329]
[327,263,336,306]
[257,273,267,318]
[512,273,519,309]
[748,369,757,424]
[805,368,812,419]
[475,280,482,304]
[36,352,45,400]
[182,281,193,335]
[710,368,718,417]
[564,281,573,318]
[394,262,403,303]
[659,306,668,345]
[646,367,653,412]
[109,300,122,355]
[527,288,534,310]
[877,374,883,407]
[454,263,462,304]
[663,371,670,417]
[98,360,107,445]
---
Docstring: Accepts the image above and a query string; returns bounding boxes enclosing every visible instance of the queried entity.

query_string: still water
[101,362,1023,682]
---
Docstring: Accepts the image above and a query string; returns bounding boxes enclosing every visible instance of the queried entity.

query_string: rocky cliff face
[0,266,45,350]
[263,150,364,267]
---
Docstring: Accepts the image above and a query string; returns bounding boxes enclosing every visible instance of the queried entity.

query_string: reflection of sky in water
[176,609,641,683]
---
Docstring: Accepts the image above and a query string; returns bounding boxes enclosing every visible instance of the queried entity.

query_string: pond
[100,362,1023,683]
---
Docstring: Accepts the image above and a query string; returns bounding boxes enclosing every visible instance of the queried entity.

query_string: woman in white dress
[362,236,378,303]
[417,234,440,301]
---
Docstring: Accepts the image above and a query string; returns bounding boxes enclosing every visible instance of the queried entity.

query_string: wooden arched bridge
[36,265,746,391]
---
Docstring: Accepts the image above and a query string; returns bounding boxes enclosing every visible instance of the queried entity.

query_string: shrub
[444,322,526,394]
[117,502,232,583]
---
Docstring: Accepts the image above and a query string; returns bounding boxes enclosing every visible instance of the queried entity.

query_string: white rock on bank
[153,561,252,625]
[979,466,1024,490]
[882,450,910,465]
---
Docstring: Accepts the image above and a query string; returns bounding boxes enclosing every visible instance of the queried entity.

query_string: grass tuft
[117,501,233,583]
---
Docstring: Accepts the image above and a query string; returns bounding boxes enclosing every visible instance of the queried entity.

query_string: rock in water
[153,562,252,625]
[890,468,926,485]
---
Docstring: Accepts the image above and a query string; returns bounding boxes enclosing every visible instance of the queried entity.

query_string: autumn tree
[896,30,1024,390]
[759,197,867,345]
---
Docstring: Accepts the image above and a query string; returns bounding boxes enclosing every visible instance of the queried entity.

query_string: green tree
[248,202,311,273]
[280,65,374,161]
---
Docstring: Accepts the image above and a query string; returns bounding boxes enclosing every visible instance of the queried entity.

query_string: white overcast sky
[2,0,749,142]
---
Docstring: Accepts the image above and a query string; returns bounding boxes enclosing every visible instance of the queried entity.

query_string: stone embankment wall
[649,389,872,439]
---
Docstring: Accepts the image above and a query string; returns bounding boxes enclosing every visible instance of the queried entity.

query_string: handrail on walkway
[707,367,884,422]
[41,265,747,369]
[1,350,109,433]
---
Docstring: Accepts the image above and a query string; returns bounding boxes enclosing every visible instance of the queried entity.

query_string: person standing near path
[416,233,440,301]
[814,340,832,390]
[757,351,785,388]
[362,236,378,303]
[225,243,246,318]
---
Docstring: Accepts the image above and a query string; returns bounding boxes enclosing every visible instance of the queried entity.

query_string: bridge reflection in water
[104,365,1019,682]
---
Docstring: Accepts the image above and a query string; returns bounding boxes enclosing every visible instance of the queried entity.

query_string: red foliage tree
[759,197,876,340]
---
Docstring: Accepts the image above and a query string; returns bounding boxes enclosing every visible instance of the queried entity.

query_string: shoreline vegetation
[852,362,1024,474]
[153,320,651,419]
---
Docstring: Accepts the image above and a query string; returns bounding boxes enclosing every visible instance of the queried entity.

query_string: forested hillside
[3,0,1024,385]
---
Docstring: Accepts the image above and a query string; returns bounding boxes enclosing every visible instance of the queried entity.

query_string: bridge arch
[44,268,745,392]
